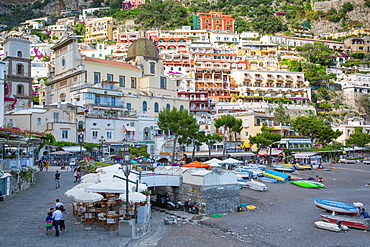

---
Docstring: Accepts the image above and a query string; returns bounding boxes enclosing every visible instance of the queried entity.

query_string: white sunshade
[81,175,100,183]
[96,164,123,174]
[72,191,103,203]
[62,146,87,152]
[85,181,127,193]
[204,158,222,164]
[221,158,243,164]
[65,188,85,198]
[119,192,146,203]
[72,182,95,189]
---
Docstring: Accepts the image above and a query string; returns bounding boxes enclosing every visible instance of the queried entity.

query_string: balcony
[190,107,210,111]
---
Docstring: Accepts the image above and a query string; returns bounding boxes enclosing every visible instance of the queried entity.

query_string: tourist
[59,206,66,233]
[45,212,53,235]
[55,170,61,189]
[55,199,63,208]
[52,206,63,237]
[315,175,323,182]
[45,160,49,172]
[73,168,79,183]
[360,208,370,232]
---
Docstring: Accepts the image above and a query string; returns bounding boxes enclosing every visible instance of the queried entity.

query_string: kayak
[262,172,285,182]
[290,181,324,188]
[314,198,360,215]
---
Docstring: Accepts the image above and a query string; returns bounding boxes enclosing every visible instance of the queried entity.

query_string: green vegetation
[215,114,243,159]
[346,127,370,147]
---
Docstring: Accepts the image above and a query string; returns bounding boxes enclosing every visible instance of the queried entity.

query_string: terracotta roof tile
[83,56,140,70]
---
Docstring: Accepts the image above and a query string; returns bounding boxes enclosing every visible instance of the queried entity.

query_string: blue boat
[264,170,290,181]
[314,198,360,215]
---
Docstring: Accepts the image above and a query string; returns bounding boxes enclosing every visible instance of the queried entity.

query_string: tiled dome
[126,38,159,61]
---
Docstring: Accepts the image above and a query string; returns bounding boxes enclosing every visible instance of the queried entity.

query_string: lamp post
[78,133,84,161]
[120,138,131,220]
[99,136,106,161]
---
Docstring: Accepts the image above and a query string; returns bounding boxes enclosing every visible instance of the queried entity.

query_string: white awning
[293,152,319,159]
[124,126,136,132]
[0,173,11,179]
[62,146,87,152]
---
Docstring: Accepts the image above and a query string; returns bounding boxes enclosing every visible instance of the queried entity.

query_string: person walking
[52,206,63,237]
[45,212,53,235]
[360,208,370,232]
[45,160,49,172]
[73,168,79,183]
[55,170,61,189]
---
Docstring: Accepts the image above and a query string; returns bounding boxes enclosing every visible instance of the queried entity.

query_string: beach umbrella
[72,191,103,203]
[81,175,100,183]
[119,192,146,203]
[72,182,95,189]
[49,150,73,155]
[221,158,243,164]
[65,188,85,198]
[278,153,285,157]
[96,164,122,174]
[85,181,127,193]
[204,158,222,164]
[130,160,138,164]
[183,161,210,168]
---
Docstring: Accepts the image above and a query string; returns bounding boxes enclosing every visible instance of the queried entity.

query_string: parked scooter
[0,191,4,201]
[185,199,199,214]
[177,200,185,211]
[166,200,176,210]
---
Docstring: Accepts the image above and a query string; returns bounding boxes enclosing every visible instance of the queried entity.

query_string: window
[37,118,41,125]
[150,62,155,74]
[166,104,170,110]
[244,131,249,137]
[142,101,147,111]
[17,64,23,75]
[61,129,69,139]
[107,74,113,81]
[106,131,112,140]
[119,76,125,87]
[17,84,24,95]
[127,103,132,110]
[94,72,101,83]
[92,130,98,139]
[53,113,59,123]
[154,102,159,112]
[160,77,166,89]
[180,105,184,110]
[17,51,22,57]
[131,77,137,88]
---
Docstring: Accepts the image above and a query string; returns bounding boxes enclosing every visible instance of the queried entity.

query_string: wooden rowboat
[320,214,367,230]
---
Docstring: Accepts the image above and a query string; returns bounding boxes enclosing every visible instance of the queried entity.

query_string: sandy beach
[155,162,370,247]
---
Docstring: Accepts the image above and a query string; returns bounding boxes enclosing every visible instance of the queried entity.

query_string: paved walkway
[0,166,130,247]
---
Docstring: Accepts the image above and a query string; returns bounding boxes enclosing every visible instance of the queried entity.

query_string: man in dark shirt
[55,170,61,189]
[360,208,370,232]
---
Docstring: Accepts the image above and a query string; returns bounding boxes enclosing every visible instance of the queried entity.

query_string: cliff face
[312,0,370,35]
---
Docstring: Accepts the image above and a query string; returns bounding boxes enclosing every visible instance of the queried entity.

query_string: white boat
[245,179,267,192]
[314,221,349,232]
[273,165,295,172]
[235,165,263,177]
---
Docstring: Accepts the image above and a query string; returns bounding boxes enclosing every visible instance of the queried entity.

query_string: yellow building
[237,41,279,71]
[85,17,117,43]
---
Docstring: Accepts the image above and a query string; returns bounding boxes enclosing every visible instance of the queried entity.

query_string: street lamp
[78,133,84,161]
[99,136,106,161]
[120,138,132,220]
[268,141,280,166]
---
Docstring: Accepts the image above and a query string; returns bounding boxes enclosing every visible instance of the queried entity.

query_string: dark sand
[157,162,370,247]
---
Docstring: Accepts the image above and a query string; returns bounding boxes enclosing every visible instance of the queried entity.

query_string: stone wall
[9,171,35,193]
[313,0,342,11]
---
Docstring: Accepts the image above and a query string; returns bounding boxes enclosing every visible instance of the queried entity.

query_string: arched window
[180,105,184,110]
[60,93,66,102]
[78,121,84,130]
[143,127,150,140]
[37,118,41,125]
[166,104,170,110]
[17,51,22,57]
[154,102,159,112]
[17,64,23,75]
[17,84,24,95]
[142,101,147,111]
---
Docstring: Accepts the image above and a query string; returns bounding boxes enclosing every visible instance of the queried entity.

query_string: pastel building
[193,11,234,32]
[85,17,117,43]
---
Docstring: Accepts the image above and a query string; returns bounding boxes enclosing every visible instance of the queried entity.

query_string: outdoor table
[105,214,123,218]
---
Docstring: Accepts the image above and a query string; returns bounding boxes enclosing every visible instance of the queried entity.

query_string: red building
[194,11,234,32]
[178,91,210,114]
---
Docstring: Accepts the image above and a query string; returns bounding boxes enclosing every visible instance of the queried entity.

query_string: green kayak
[290,181,325,188]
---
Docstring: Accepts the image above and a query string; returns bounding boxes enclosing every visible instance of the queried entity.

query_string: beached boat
[245,179,267,192]
[264,170,291,181]
[315,221,349,232]
[273,165,295,172]
[260,176,280,183]
[237,179,248,188]
[261,172,285,182]
[291,181,324,188]
[314,198,360,216]
[320,214,367,230]
[294,164,312,170]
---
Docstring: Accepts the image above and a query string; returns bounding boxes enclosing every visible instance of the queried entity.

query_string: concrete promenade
[0,166,130,247]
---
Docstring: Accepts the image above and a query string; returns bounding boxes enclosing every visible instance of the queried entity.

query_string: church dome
[126,38,159,61]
